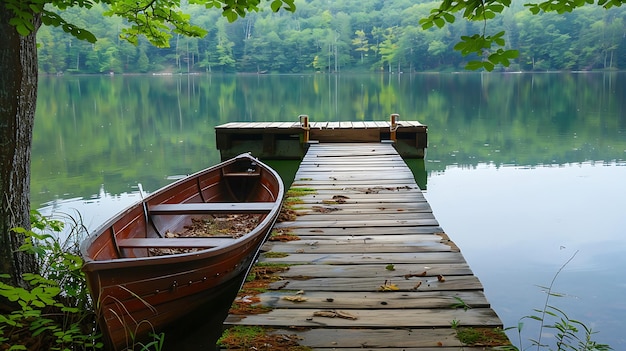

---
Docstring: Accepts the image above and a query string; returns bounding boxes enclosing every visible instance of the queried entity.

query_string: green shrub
[0,211,101,350]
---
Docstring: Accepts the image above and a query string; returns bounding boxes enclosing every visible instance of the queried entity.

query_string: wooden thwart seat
[149,202,274,215]
[223,171,261,177]
[118,237,236,248]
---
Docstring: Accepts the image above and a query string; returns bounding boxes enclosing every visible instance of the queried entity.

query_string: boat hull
[80,154,283,350]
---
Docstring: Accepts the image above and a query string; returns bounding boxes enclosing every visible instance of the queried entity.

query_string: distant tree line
[37,0,626,74]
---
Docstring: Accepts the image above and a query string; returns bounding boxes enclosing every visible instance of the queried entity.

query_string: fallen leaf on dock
[313,310,358,320]
[437,274,446,282]
[283,295,308,303]
[410,281,422,290]
[404,271,427,279]
[379,280,400,291]
[312,206,341,213]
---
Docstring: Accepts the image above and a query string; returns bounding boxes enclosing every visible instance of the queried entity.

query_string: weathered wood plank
[270,233,446,244]
[275,262,472,278]
[293,190,425,198]
[261,252,466,265]
[281,226,445,236]
[264,328,490,349]
[290,202,433,212]
[265,240,455,253]
[279,218,439,228]
[255,290,489,309]
[283,212,436,223]
[267,275,482,292]
[290,192,428,201]
[297,166,411,173]
[287,200,429,207]
[227,308,501,328]
[274,218,440,228]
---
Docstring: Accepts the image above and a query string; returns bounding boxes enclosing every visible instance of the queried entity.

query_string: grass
[262,251,290,258]
[218,326,312,351]
[455,327,510,347]
[269,228,300,242]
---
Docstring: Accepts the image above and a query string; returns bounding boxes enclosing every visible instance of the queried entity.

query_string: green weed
[502,251,612,351]
[0,211,101,350]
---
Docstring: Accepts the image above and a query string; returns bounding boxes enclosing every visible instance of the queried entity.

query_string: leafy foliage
[421,0,624,70]
[0,211,101,350]
[5,0,297,48]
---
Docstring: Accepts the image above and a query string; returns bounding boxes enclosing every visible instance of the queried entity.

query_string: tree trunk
[0,5,40,289]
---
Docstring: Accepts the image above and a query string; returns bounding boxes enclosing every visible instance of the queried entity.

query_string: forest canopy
[37,0,626,74]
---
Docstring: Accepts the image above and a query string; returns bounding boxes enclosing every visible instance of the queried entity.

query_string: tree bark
[0,4,40,288]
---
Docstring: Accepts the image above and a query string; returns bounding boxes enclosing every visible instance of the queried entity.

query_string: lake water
[33,72,626,348]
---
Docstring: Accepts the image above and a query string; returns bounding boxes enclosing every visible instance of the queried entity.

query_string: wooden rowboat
[80,154,284,350]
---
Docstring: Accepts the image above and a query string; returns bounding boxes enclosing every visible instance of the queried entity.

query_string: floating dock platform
[215,115,428,160]
[223,142,510,350]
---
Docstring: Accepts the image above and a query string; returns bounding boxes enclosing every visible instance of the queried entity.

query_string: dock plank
[281,226,445,236]
[267,275,482,292]
[276,263,472,278]
[227,308,502,328]
[262,328,480,349]
[256,290,490,309]
[260,252,465,265]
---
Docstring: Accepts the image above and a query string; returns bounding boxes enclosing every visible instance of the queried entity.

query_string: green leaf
[465,60,484,70]
[503,50,519,59]
[271,0,282,12]
[224,10,238,22]
[421,21,434,30]
[443,12,455,23]
[488,4,505,13]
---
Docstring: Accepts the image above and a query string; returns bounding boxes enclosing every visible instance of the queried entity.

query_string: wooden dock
[223,142,509,350]
[215,117,427,160]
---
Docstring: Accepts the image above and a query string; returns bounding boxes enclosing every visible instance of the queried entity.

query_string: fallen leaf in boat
[283,295,308,303]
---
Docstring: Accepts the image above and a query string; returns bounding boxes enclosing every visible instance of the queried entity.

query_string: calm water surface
[33,72,626,348]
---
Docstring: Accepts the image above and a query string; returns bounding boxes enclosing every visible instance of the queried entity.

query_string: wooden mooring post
[222,142,510,350]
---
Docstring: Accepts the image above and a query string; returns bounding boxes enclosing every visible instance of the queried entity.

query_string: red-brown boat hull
[80,154,284,350]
